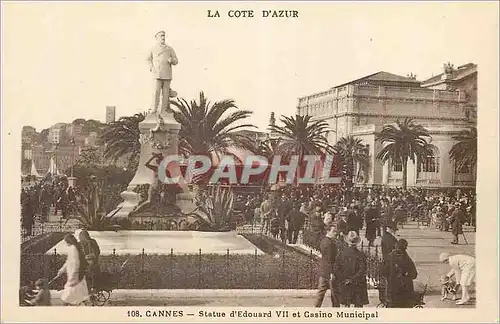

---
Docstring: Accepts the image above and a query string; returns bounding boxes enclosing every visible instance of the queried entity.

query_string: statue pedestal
[111,112,203,225]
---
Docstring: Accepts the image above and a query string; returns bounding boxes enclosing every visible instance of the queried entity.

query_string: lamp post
[70,137,75,177]
[53,143,59,176]
[68,138,77,188]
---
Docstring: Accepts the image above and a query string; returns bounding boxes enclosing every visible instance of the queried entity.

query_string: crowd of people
[233,185,476,308]
[21,175,79,237]
[20,178,476,307]
[235,185,476,247]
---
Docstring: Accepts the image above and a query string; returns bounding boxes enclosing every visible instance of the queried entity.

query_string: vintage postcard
[1,1,498,323]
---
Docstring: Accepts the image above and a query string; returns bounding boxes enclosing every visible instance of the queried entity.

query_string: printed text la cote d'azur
[207,9,299,18]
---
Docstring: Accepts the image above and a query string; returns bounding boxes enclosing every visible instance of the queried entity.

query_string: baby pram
[88,259,129,306]
[376,277,429,308]
[49,259,129,306]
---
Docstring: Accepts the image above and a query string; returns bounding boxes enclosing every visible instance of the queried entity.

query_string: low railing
[21,247,320,290]
[236,220,383,287]
[21,220,80,243]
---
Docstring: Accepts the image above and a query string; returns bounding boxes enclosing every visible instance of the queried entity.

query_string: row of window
[391,156,471,174]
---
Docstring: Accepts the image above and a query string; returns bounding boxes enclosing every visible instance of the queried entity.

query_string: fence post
[141,248,145,288]
[226,249,230,289]
[253,249,257,288]
[112,248,118,289]
[309,250,314,289]
[281,250,286,288]
[53,249,58,279]
[170,248,174,288]
[198,249,202,289]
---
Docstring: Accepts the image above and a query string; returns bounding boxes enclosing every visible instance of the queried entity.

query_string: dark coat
[333,246,369,306]
[80,239,101,268]
[381,232,398,261]
[336,219,348,236]
[288,210,306,230]
[365,207,377,241]
[318,236,338,278]
[383,249,418,308]
[451,209,464,235]
[279,200,293,218]
[346,209,362,232]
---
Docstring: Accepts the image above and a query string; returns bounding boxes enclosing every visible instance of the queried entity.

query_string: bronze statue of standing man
[148,30,178,114]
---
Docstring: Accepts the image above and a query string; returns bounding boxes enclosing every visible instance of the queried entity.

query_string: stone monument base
[109,111,207,225]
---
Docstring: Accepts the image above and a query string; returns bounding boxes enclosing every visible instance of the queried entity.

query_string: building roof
[333,71,421,88]
[421,63,477,87]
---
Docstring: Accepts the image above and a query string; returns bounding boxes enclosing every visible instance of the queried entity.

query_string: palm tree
[268,114,334,183]
[256,137,280,161]
[334,136,370,189]
[100,113,145,170]
[171,92,256,183]
[375,118,433,189]
[449,127,477,172]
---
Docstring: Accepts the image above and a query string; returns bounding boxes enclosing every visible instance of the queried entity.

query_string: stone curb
[50,289,379,299]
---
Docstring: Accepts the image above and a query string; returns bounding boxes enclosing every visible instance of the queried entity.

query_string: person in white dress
[439,252,476,305]
[53,234,90,306]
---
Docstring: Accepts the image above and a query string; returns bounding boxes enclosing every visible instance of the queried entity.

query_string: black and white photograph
[2,1,498,323]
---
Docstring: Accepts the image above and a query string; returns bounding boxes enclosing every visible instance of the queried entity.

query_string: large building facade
[297,63,477,188]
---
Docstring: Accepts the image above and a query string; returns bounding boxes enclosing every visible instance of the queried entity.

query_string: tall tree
[449,127,477,172]
[256,137,280,160]
[82,119,104,134]
[171,91,256,165]
[77,146,103,168]
[100,113,145,170]
[375,118,432,189]
[334,136,370,189]
[268,114,333,183]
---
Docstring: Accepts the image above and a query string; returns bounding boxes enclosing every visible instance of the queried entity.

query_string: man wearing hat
[450,202,465,244]
[381,221,398,262]
[314,219,340,307]
[148,30,178,114]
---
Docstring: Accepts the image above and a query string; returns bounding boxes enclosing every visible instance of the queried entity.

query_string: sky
[2,2,497,132]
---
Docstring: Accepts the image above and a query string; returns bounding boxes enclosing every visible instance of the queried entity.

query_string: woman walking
[54,234,89,306]
[334,231,369,308]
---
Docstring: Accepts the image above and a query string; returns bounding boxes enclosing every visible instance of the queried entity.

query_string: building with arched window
[297,63,477,188]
